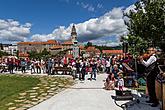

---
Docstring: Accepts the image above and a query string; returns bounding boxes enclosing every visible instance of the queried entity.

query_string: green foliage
[124,0,165,52]
[86,42,92,47]
[27,51,39,59]
[28,48,50,59]
[121,35,148,55]
[16,50,19,58]
[94,45,111,52]
[0,51,10,57]
[85,41,122,52]
[41,48,50,56]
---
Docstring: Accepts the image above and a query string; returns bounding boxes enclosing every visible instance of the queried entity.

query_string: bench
[52,67,72,75]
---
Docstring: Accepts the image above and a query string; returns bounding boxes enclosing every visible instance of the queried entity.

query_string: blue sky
[0,0,137,45]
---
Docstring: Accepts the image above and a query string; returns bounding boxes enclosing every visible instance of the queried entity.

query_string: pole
[133,42,138,79]
[135,55,138,78]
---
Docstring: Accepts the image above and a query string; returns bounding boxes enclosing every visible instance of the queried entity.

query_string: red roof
[50,45,63,50]
[86,46,100,53]
[86,46,96,52]
[18,53,29,57]
[102,50,123,54]
[17,40,58,45]
[62,41,73,45]
[43,40,58,44]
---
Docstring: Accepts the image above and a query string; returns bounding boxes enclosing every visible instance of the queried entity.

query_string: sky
[0,0,137,46]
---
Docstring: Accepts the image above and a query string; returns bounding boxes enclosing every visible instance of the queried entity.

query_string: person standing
[76,60,81,80]
[81,60,86,81]
[90,60,97,80]
[36,59,41,74]
[105,58,110,74]
[47,58,53,75]
[21,59,26,73]
[8,58,14,74]
[140,47,159,107]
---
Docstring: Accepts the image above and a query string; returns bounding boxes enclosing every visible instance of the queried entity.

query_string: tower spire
[71,24,78,44]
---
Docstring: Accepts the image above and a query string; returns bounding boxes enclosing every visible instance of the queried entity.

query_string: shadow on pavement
[111,94,160,110]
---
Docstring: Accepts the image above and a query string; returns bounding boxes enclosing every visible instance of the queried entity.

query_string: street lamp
[122,41,128,53]
[120,35,129,54]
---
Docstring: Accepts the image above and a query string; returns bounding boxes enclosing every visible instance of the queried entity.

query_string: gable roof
[86,46,100,53]
[50,45,63,50]
[62,41,73,45]
[17,40,58,45]
[102,50,123,54]
[86,46,95,52]
[18,52,29,57]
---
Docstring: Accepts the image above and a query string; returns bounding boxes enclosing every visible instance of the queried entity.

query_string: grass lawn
[135,86,146,93]
[0,75,40,110]
[0,74,74,110]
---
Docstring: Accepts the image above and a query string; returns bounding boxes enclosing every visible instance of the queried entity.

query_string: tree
[41,48,50,56]
[121,35,148,55]
[28,51,40,59]
[124,0,165,52]
[0,50,10,57]
[86,42,92,47]
[16,50,19,58]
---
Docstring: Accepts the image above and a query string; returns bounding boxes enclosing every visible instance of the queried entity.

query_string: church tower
[71,25,78,44]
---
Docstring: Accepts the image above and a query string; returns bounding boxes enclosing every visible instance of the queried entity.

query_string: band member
[140,47,159,107]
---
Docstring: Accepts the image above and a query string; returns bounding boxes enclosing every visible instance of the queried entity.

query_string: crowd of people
[0,47,161,107]
[0,53,137,90]
[104,47,160,107]
[0,53,134,78]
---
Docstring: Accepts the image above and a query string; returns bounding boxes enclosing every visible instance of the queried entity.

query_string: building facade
[17,40,59,53]
[0,44,18,55]
[17,25,79,57]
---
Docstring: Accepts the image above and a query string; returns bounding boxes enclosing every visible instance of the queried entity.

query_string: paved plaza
[29,73,160,110]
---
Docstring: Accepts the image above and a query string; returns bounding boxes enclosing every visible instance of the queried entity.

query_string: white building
[2,44,18,55]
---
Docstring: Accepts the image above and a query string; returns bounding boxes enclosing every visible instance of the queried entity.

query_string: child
[104,73,115,90]
[118,73,124,91]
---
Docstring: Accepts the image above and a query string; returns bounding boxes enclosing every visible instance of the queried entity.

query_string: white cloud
[76,2,95,12]
[124,4,136,14]
[0,19,31,42]
[31,5,135,46]
[123,4,136,27]
[32,7,127,42]
[87,5,95,12]
[91,40,121,47]
[97,3,103,9]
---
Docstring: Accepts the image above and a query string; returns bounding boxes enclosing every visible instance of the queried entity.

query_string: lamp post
[131,41,138,80]
[122,41,128,54]
[120,36,128,54]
